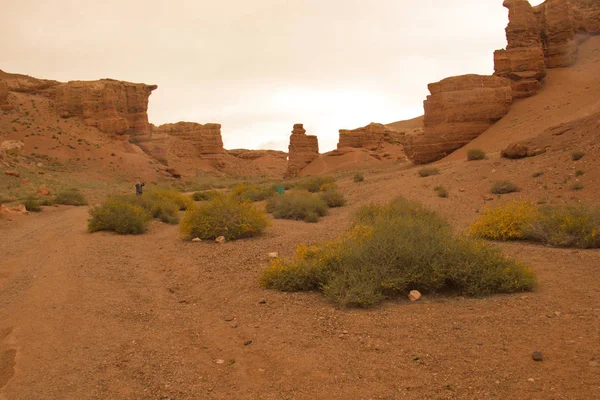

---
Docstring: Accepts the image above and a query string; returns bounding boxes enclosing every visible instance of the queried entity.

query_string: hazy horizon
[2,0,546,152]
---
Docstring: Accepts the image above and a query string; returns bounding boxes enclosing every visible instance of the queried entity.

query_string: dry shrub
[261,197,535,307]
[491,181,519,194]
[296,176,336,193]
[434,186,448,198]
[354,172,365,182]
[88,198,151,234]
[230,183,275,202]
[266,191,328,222]
[418,167,440,177]
[146,189,193,211]
[23,197,42,212]
[180,196,269,240]
[467,148,486,161]
[319,188,346,208]
[55,189,88,206]
[191,190,223,201]
[571,151,585,161]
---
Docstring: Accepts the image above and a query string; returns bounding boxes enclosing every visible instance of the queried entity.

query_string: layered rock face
[157,122,225,161]
[536,0,578,68]
[494,0,547,98]
[338,123,405,150]
[54,79,157,138]
[404,75,513,164]
[0,79,11,110]
[571,0,600,33]
[285,124,319,178]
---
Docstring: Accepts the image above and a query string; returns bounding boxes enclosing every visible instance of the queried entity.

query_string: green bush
[261,197,535,307]
[319,189,346,208]
[525,205,600,248]
[418,167,440,177]
[296,176,336,193]
[88,198,152,234]
[23,197,42,212]
[132,195,179,224]
[491,181,519,194]
[571,151,585,161]
[191,190,223,201]
[266,191,328,222]
[434,186,448,198]
[146,189,193,210]
[230,183,275,202]
[55,189,88,206]
[467,148,486,161]
[180,197,269,240]
[353,172,365,182]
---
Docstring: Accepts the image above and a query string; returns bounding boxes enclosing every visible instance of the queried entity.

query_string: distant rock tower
[284,124,319,178]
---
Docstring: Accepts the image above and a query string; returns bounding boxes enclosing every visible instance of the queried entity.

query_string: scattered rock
[192,237,202,242]
[258,299,267,305]
[35,188,51,196]
[0,140,25,157]
[482,194,495,201]
[527,378,535,383]
[215,236,225,244]
[532,351,543,361]
[5,170,20,178]
[268,252,279,259]
[21,178,31,185]
[223,316,234,322]
[501,143,547,159]
[230,323,238,329]
[243,340,253,346]
[0,204,28,215]
[458,187,466,192]
[408,290,422,302]
[214,359,225,365]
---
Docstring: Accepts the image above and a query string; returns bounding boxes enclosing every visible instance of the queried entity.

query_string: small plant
[88,198,151,234]
[180,197,269,240]
[491,181,520,194]
[467,148,486,161]
[575,170,585,177]
[191,190,223,201]
[434,186,448,198]
[23,197,42,212]
[532,171,544,178]
[319,188,346,208]
[418,167,440,178]
[266,191,328,222]
[570,182,584,191]
[55,189,88,206]
[296,176,336,193]
[353,172,365,182]
[571,151,585,161]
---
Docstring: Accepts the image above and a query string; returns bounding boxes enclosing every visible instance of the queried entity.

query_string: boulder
[285,124,319,178]
[408,290,422,302]
[501,143,547,159]
[0,204,28,215]
[35,188,52,196]
[0,140,24,158]
[494,0,546,98]
[215,236,226,244]
[404,75,512,164]
[4,170,20,177]
[54,79,157,138]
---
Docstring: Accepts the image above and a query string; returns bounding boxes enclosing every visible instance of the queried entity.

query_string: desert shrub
[491,181,520,194]
[88,198,151,234]
[147,189,193,211]
[266,191,328,222]
[470,201,538,241]
[180,196,269,240]
[418,167,440,177]
[525,205,600,248]
[191,190,223,201]
[575,170,585,177]
[434,186,448,198]
[467,148,486,161]
[23,197,42,212]
[130,195,179,224]
[571,151,585,161]
[319,188,346,208]
[261,197,535,307]
[55,189,88,206]
[230,183,275,202]
[353,172,365,182]
[296,176,336,193]
[570,182,584,191]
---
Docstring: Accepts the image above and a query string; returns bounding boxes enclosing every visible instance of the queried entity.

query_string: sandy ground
[1,164,599,400]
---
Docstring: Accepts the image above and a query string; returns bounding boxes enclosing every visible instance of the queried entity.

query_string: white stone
[192,237,202,242]
[215,236,225,244]
[268,252,279,259]
[408,290,422,302]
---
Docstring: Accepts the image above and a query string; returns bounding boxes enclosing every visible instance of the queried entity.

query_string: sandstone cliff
[338,123,405,150]
[285,124,319,178]
[156,122,225,160]
[404,75,513,164]
[55,80,157,138]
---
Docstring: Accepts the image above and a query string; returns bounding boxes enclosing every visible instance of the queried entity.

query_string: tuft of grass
[180,197,269,241]
[434,186,448,198]
[570,182,584,191]
[319,188,346,208]
[23,197,42,212]
[467,148,486,161]
[88,198,152,234]
[571,151,585,161]
[353,172,365,183]
[55,189,88,206]
[261,197,535,307]
[266,191,328,222]
[491,181,519,194]
[418,167,440,178]
[575,170,585,177]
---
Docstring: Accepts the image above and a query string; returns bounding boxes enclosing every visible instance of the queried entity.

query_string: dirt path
[0,201,599,399]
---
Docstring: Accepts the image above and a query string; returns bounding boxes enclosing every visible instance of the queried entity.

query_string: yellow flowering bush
[88,198,152,234]
[470,201,538,241]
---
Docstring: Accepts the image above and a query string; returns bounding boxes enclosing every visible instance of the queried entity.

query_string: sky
[1,0,546,152]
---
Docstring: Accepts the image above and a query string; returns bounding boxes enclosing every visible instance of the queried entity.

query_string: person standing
[135,181,145,196]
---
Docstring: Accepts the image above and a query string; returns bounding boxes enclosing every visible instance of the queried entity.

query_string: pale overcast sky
[1,0,546,151]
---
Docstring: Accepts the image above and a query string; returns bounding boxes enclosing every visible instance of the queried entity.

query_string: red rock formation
[0,79,11,110]
[227,149,287,161]
[285,124,319,178]
[536,0,579,68]
[54,79,157,138]
[404,75,513,164]
[494,0,547,98]
[157,122,224,161]
[571,0,600,34]
[338,123,405,150]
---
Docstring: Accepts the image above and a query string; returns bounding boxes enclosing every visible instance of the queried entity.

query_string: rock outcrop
[536,0,579,68]
[338,123,405,150]
[157,122,224,162]
[494,0,547,98]
[227,149,287,160]
[0,80,12,110]
[54,79,157,138]
[285,124,319,178]
[404,75,513,164]
[571,0,600,34]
